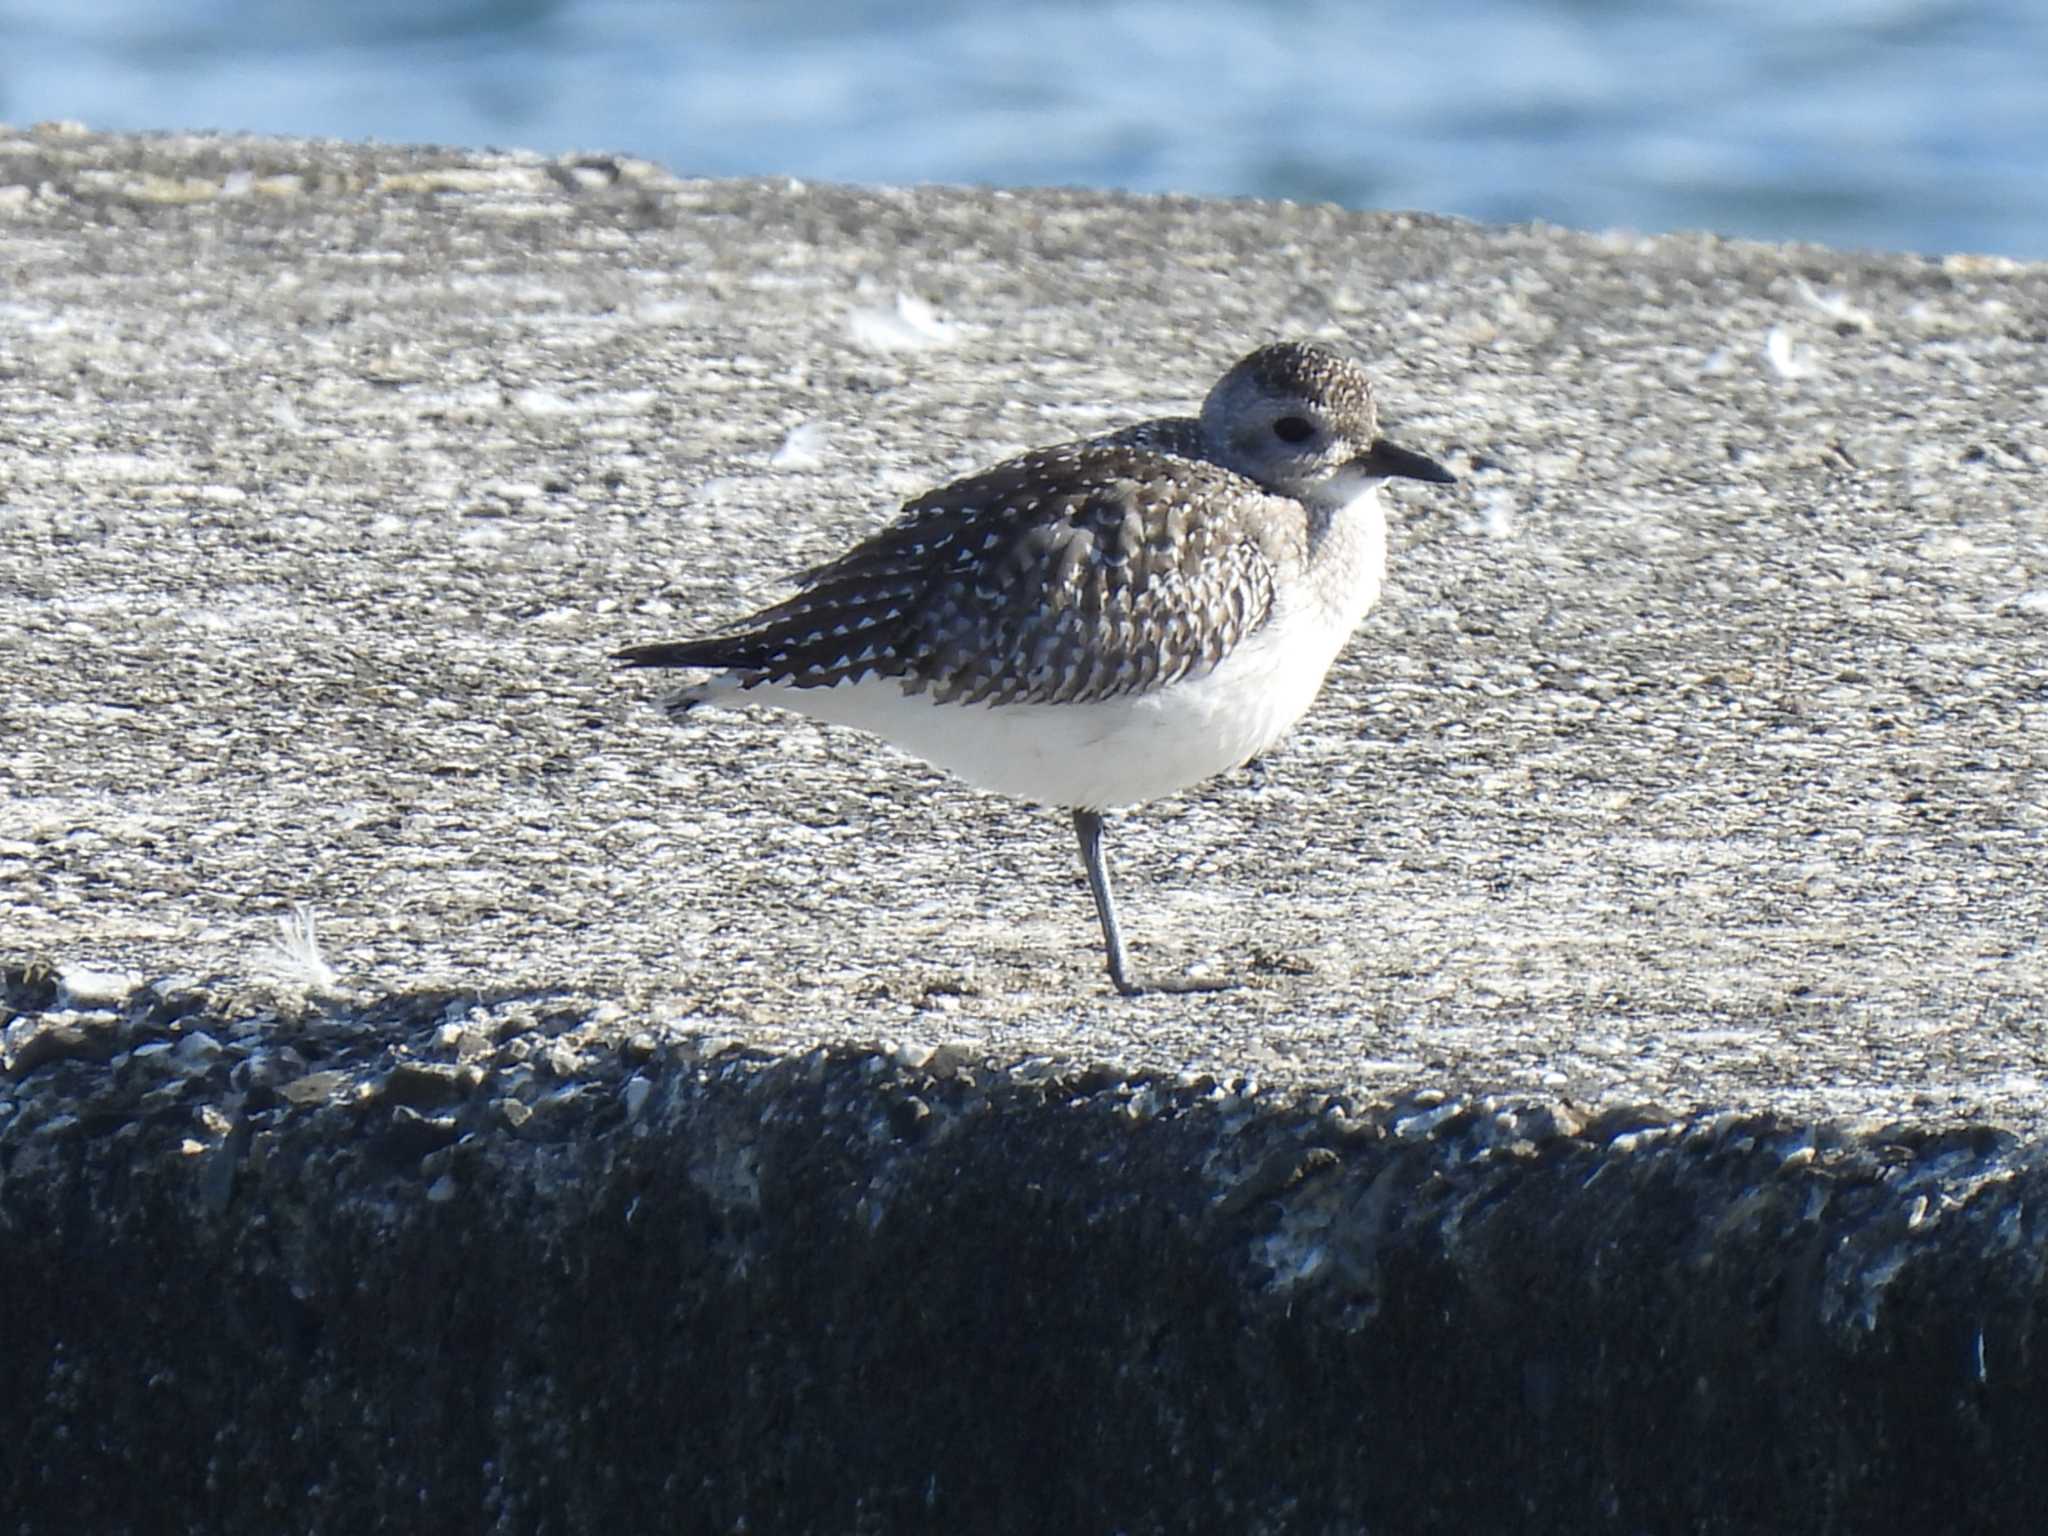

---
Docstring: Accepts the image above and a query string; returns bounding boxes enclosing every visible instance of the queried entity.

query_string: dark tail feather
[614,638,744,670]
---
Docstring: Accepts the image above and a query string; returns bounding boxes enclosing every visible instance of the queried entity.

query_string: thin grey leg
[1072,808,1140,996]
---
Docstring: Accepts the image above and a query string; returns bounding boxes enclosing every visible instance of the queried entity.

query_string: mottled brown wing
[684,435,1301,707]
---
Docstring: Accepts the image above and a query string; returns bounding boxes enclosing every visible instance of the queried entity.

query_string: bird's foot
[1106,966,1239,999]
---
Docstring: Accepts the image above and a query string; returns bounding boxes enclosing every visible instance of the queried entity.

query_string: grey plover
[617,341,1455,995]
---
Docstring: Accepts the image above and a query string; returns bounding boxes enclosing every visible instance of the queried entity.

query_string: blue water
[3,0,2045,259]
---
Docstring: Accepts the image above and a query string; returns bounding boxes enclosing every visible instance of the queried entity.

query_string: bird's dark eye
[1272,416,1316,444]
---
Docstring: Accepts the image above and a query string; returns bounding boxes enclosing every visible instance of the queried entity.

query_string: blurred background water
[3,0,2044,258]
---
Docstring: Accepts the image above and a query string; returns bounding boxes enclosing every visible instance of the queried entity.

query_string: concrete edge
[4,964,2044,1531]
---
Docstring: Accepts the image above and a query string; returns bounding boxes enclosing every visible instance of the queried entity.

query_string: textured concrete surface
[3,129,2044,1121]
[3,128,2047,1530]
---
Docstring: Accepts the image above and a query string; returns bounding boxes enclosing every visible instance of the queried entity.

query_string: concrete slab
[3,128,2045,1530]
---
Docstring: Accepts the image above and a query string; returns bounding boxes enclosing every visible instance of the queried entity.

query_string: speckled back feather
[630,419,1307,707]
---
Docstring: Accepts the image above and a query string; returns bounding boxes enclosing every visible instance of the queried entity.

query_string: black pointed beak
[1359,439,1456,485]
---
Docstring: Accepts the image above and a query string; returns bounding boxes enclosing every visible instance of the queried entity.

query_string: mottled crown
[1201,341,1380,450]
[1194,341,1386,502]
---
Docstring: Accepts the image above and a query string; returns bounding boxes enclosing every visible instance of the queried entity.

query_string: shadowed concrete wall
[3,128,2047,1531]
[4,969,2046,1533]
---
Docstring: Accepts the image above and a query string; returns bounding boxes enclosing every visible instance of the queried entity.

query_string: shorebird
[616,341,1455,995]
